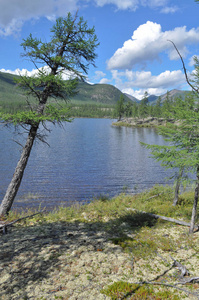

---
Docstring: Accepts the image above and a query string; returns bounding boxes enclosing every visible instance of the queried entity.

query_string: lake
[0,118,174,211]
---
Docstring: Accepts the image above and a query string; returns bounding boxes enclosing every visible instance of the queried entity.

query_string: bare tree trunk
[189,166,199,233]
[173,168,184,206]
[0,124,39,216]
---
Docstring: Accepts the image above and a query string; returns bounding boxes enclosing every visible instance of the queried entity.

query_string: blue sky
[0,0,199,99]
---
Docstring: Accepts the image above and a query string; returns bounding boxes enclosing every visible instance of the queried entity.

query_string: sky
[0,0,199,99]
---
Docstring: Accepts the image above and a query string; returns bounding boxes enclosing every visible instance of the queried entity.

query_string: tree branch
[168,40,199,94]
[126,207,199,230]
[0,210,45,234]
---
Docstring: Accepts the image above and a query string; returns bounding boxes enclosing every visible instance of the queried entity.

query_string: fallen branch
[145,192,164,201]
[0,210,45,234]
[169,255,190,277]
[177,277,199,284]
[140,281,199,299]
[126,208,199,230]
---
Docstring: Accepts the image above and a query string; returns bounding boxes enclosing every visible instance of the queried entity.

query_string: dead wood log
[177,277,199,284]
[0,210,45,234]
[169,255,190,277]
[126,208,199,230]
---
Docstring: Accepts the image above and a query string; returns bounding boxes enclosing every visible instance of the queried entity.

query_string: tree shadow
[0,211,158,299]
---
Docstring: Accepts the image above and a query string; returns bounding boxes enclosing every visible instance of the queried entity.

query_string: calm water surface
[0,118,174,210]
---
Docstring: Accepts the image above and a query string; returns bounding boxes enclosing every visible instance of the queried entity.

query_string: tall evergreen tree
[138,91,149,118]
[142,53,199,233]
[0,12,99,216]
[115,94,125,121]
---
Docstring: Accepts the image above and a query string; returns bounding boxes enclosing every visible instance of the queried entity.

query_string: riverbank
[1,185,199,299]
[112,117,178,127]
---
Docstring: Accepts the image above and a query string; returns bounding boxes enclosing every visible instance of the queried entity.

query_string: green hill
[72,81,129,105]
[0,71,129,114]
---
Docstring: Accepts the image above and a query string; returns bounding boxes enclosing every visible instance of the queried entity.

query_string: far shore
[112,116,179,127]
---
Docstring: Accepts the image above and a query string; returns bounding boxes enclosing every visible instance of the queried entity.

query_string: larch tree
[142,42,199,233]
[115,94,125,121]
[0,12,99,217]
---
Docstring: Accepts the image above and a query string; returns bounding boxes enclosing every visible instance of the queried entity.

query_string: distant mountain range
[124,89,190,104]
[0,71,191,107]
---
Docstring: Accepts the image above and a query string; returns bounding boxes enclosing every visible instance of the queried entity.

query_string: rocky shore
[113,117,177,127]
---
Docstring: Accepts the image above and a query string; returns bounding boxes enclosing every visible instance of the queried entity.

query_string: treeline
[67,103,114,118]
[0,97,114,118]
[2,90,196,120]
[114,91,197,120]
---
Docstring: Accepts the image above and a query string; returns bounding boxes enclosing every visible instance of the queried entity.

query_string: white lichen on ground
[1,186,199,299]
[0,220,199,299]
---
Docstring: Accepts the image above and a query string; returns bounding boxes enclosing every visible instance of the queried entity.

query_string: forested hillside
[0,71,128,117]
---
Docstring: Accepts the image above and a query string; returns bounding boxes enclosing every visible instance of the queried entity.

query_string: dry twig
[0,210,45,234]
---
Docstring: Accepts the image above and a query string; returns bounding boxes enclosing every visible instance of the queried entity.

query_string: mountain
[0,71,193,111]
[148,95,158,102]
[159,89,190,102]
[124,93,158,103]
[125,89,191,104]
[123,93,138,102]
[72,81,129,104]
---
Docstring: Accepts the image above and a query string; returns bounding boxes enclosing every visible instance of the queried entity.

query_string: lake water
[0,118,174,211]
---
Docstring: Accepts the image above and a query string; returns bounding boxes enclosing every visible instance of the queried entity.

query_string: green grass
[7,185,198,257]
[8,184,197,227]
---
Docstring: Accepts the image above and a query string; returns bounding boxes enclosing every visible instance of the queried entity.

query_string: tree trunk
[0,124,39,216]
[189,166,199,233]
[173,168,184,206]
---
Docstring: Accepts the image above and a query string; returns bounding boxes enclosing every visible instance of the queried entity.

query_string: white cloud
[0,68,38,76]
[93,70,106,80]
[99,78,111,84]
[94,0,139,10]
[94,0,174,11]
[109,69,186,99]
[0,0,179,36]
[0,66,76,80]
[122,87,167,100]
[134,70,185,88]
[107,22,199,70]
[189,55,199,66]
[160,6,178,14]
[0,0,78,36]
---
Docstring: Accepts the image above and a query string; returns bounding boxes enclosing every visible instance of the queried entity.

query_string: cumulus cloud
[0,67,38,76]
[0,0,179,36]
[109,69,186,99]
[122,87,167,100]
[0,66,76,80]
[107,21,199,70]
[0,0,78,36]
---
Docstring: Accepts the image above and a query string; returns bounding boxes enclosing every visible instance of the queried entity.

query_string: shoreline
[112,117,178,127]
